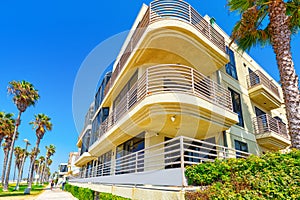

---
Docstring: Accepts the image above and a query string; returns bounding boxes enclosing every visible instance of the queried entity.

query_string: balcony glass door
[255,107,268,132]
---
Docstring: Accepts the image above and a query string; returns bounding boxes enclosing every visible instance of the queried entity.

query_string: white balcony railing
[253,114,289,139]
[96,64,233,142]
[75,136,250,186]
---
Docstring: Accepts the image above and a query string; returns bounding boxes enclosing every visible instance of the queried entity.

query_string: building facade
[73,0,290,188]
[67,152,80,177]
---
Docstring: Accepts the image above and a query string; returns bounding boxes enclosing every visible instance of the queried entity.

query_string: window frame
[225,46,238,80]
[234,140,249,158]
[228,88,244,127]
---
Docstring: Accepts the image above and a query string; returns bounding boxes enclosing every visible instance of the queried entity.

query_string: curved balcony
[253,114,290,150]
[89,65,238,155]
[247,70,282,110]
[103,0,228,102]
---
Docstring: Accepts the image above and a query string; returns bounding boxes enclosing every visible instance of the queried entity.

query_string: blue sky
[0,0,299,177]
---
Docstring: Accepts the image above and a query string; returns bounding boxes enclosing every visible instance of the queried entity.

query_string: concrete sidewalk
[35,186,77,200]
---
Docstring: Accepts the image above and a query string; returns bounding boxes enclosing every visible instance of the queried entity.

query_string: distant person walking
[62,178,66,191]
[50,180,54,190]
[55,178,58,186]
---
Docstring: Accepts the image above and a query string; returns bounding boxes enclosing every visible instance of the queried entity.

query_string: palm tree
[3,81,39,191]
[13,146,22,182]
[0,112,14,145]
[40,144,56,184]
[26,114,52,193]
[1,117,16,185]
[228,0,300,149]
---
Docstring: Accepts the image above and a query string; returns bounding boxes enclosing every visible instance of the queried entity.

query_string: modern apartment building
[72,0,290,191]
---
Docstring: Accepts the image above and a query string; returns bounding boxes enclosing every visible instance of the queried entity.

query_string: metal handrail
[93,64,233,144]
[252,114,289,139]
[247,70,280,98]
[78,136,251,179]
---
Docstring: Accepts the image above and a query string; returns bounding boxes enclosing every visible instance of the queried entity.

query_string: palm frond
[8,80,39,112]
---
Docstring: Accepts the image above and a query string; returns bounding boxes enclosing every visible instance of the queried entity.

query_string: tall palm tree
[1,117,16,185]
[13,146,22,182]
[3,81,39,191]
[40,144,56,184]
[228,0,300,149]
[26,114,52,193]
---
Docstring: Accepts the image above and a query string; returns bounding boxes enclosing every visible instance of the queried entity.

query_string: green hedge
[65,184,93,200]
[65,184,130,200]
[185,149,300,199]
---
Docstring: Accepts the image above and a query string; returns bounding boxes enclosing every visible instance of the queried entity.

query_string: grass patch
[0,183,46,197]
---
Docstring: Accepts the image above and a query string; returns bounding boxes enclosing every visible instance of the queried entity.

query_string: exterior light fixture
[171,115,176,122]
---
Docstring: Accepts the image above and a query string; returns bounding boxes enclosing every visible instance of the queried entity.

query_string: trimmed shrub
[185,150,300,199]
[78,187,94,200]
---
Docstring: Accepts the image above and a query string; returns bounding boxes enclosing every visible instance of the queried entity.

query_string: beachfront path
[35,186,77,200]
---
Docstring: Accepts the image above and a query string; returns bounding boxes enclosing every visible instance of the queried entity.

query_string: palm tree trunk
[40,157,48,185]
[15,156,26,190]
[268,0,300,149]
[38,164,44,185]
[1,150,9,185]
[3,111,21,191]
[13,159,17,182]
[27,158,34,184]
[26,138,40,192]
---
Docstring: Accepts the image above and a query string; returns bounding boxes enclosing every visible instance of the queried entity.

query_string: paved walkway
[35,186,77,200]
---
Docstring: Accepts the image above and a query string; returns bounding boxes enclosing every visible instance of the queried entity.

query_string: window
[225,46,238,80]
[254,107,268,132]
[80,130,91,155]
[94,72,111,111]
[234,140,248,158]
[115,132,145,174]
[229,88,244,127]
